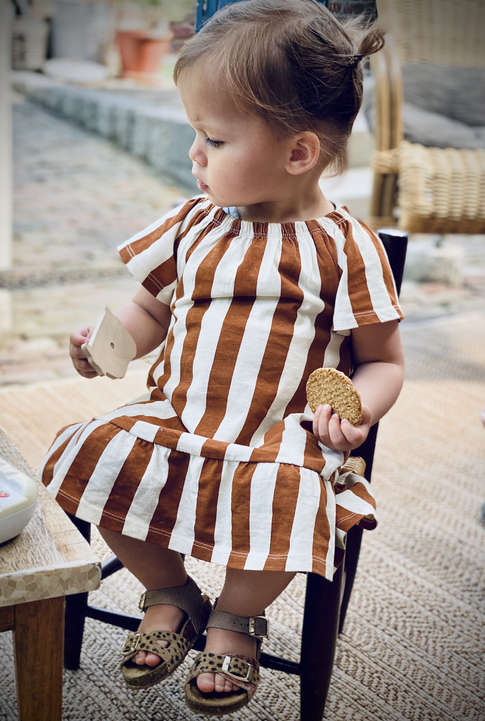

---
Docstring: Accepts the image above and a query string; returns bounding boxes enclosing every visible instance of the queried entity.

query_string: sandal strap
[187,652,260,692]
[139,576,209,637]
[121,630,190,661]
[206,608,269,639]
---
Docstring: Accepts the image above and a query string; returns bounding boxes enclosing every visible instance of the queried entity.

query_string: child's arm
[70,287,172,379]
[313,319,404,452]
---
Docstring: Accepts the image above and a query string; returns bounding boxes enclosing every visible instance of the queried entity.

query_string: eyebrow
[188,117,227,137]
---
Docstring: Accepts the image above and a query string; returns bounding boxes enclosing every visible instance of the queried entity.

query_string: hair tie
[347,54,363,67]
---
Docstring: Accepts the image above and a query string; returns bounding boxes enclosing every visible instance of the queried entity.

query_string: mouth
[197,179,209,192]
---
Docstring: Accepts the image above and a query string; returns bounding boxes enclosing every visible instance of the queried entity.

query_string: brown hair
[174,0,384,174]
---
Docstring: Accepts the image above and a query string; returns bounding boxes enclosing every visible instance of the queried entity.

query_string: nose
[189,136,207,168]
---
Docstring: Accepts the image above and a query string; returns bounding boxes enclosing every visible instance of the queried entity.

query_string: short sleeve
[118,197,208,304]
[330,212,404,331]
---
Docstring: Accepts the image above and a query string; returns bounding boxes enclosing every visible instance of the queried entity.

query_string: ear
[285,132,321,175]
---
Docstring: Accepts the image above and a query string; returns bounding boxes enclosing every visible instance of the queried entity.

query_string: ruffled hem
[40,419,376,581]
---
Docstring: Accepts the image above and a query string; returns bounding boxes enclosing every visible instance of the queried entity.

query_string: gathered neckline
[218,201,340,225]
[203,200,347,238]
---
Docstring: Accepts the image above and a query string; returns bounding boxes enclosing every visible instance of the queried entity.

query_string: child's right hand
[70,327,98,379]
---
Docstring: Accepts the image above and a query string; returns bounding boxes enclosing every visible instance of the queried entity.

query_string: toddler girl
[40,0,404,715]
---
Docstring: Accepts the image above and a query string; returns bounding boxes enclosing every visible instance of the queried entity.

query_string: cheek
[225,151,263,186]
[210,156,241,187]
[247,142,283,176]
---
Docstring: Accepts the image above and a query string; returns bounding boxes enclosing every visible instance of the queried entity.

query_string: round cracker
[306,367,363,426]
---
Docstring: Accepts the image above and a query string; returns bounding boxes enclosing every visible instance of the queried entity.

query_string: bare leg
[197,568,296,694]
[98,527,187,666]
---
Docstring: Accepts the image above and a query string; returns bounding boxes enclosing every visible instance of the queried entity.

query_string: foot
[134,603,187,667]
[196,626,258,694]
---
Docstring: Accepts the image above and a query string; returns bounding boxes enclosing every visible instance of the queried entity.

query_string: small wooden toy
[82,308,137,379]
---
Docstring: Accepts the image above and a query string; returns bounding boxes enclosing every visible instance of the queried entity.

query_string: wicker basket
[12,17,49,71]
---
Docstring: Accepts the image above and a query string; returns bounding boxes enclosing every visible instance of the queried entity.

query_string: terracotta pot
[116,30,171,76]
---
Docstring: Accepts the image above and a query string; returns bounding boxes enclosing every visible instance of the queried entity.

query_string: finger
[72,357,98,378]
[70,326,93,349]
[70,343,88,360]
[313,404,332,443]
[77,370,98,379]
[327,413,347,448]
[340,418,365,445]
[339,404,372,445]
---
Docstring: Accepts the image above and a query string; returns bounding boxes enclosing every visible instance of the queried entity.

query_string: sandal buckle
[139,592,147,611]
[129,633,141,652]
[221,656,251,682]
[120,632,142,656]
[248,615,268,638]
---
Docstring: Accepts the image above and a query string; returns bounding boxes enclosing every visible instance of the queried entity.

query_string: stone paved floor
[1,96,189,385]
[1,94,484,386]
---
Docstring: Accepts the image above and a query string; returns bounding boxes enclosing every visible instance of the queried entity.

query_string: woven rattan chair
[62,230,407,721]
[369,0,485,234]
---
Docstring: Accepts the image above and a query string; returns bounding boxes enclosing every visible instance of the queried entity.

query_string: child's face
[177,67,290,210]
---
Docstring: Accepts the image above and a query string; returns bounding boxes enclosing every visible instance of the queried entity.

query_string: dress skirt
[39,400,377,581]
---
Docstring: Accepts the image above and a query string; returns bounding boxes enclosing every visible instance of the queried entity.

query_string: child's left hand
[313,403,372,452]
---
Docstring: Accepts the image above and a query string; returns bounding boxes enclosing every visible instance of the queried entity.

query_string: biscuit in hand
[306,367,363,426]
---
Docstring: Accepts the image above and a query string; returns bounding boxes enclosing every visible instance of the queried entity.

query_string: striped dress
[40,197,403,580]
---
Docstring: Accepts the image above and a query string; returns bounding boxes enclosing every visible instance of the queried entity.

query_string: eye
[205,137,223,148]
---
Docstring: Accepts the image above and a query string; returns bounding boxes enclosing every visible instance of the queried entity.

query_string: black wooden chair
[64,229,407,721]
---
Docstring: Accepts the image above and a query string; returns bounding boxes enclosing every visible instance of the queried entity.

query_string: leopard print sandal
[184,608,268,716]
[120,576,212,690]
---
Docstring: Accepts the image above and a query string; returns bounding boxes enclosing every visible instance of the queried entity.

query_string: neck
[236,175,334,223]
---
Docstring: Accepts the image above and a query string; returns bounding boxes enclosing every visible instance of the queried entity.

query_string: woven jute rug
[1,312,484,721]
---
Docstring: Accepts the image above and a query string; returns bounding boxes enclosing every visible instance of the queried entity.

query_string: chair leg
[337,425,379,633]
[64,590,90,670]
[64,516,91,670]
[101,554,124,580]
[338,526,363,634]
[300,566,343,721]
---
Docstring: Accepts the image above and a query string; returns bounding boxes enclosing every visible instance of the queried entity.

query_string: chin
[206,192,228,208]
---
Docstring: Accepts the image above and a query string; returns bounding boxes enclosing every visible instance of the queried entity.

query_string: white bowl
[0,457,39,544]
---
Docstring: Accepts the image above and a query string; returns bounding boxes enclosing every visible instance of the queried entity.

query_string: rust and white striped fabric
[40,198,403,580]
